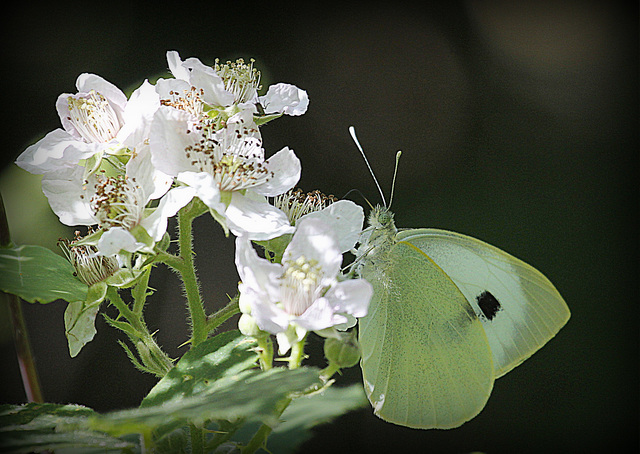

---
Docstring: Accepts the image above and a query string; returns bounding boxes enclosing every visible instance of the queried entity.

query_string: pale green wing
[398,229,570,378]
[358,240,494,429]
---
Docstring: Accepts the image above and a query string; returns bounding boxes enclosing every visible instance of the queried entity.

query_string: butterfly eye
[377,209,393,227]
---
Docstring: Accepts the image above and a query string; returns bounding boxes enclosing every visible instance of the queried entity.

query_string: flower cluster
[16,51,370,354]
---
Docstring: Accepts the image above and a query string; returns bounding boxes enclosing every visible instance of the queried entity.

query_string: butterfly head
[369,205,395,232]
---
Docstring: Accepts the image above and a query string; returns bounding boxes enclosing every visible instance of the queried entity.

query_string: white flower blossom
[150,107,300,240]
[16,75,159,175]
[41,146,190,255]
[235,217,372,354]
[165,51,308,118]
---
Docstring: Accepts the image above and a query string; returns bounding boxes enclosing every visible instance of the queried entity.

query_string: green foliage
[0,330,369,453]
[0,244,88,304]
[236,384,369,454]
[0,403,135,453]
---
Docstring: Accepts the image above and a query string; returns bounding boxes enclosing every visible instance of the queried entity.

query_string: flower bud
[238,313,264,338]
[323,331,361,369]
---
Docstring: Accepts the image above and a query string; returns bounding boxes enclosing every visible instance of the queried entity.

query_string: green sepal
[0,244,88,304]
[254,113,283,126]
[64,282,108,357]
[210,207,230,237]
[254,233,293,263]
[102,268,141,289]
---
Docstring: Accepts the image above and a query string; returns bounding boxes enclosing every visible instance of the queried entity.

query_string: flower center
[67,90,122,143]
[59,231,119,285]
[160,86,206,119]
[88,174,145,230]
[214,58,262,104]
[280,255,323,316]
[273,189,338,225]
[184,122,272,192]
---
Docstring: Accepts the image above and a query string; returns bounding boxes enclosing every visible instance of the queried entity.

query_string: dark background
[1,1,637,453]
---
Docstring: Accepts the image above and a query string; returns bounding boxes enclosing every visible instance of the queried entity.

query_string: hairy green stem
[107,287,173,375]
[205,296,241,334]
[177,199,209,348]
[256,336,274,371]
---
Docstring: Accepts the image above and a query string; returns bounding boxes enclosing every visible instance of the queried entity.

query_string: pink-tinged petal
[324,279,373,319]
[225,192,294,241]
[252,147,301,197]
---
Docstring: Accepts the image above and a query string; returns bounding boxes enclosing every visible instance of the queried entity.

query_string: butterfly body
[356,205,570,429]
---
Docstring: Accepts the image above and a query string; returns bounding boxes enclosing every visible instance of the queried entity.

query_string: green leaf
[141,330,259,407]
[89,367,321,439]
[0,245,88,304]
[0,403,135,453]
[64,283,107,357]
[235,384,369,454]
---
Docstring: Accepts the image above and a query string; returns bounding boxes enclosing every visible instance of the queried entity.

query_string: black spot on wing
[476,290,502,321]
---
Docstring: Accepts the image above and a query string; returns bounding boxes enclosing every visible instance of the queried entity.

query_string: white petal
[295,297,337,331]
[154,78,192,102]
[176,171,224,213]
[246,288,290,335]
[149,107,199,176]
[299,200,364,252]
[75,73,127,111]
[259,83,309,116]
[15,129,99,174]
[139,186,196,241]
[324,279,373,318]
[275,325,308,355]
[225,192,294,241]
[118,80,160,150]
[182,57,235,107]
[284,217,342,278]
[41,166,96,226]
[97,227,146,256]
[252,147,301,197]
[166,51,191,81]
[235,237,283,293]
[126,145,171,202]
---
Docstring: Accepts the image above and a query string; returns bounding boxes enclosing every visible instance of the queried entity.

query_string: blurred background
[1,1,637,452]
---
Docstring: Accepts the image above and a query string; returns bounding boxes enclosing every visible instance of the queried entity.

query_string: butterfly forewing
[358,239,494,429]
[398,229,570,378]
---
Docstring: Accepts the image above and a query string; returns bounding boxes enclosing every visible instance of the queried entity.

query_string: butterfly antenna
[388,150,402,209]
[349,126,387,207]
[342,188,374,210]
